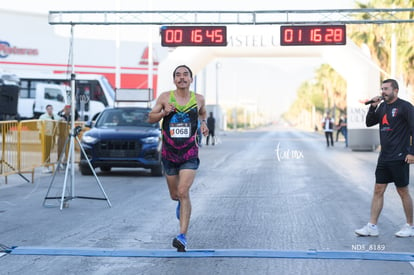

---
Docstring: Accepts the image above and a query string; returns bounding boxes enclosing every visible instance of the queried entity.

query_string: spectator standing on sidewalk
[38,104,58,173]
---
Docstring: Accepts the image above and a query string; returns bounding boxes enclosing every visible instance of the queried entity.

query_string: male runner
[148,65,209,251]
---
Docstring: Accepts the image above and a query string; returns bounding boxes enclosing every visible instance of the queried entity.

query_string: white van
[32,83,68,118]
[17,73,115,120]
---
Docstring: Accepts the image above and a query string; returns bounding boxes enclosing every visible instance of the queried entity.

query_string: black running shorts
[375,160,409,187]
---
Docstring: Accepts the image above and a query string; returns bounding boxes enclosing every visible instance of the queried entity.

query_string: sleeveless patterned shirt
[161,91,199,163]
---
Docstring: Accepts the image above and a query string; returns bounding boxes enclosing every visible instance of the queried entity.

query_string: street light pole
[215,62,221,106]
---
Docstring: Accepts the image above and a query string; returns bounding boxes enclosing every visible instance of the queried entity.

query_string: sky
[5,0,357,14]
[4,0,359,121]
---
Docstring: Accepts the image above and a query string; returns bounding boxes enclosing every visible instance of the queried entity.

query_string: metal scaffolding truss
[49,8,414,25]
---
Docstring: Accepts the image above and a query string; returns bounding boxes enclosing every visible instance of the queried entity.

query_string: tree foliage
[284,64,346,123]
[350,0,414,85]
[285,0,414,124]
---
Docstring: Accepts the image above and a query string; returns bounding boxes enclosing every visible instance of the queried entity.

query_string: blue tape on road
[8,247,414,262]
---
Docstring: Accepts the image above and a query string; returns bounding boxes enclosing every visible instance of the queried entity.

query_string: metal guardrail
[49,9,414,25]
[0,121,22,184]
[0,120,85,184]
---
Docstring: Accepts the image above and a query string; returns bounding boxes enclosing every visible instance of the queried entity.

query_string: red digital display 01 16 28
[280,25,346,46]
[160,26,227,47]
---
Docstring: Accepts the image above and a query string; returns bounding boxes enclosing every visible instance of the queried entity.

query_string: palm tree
[350,0,414,100]
[285,0,414,121]
[284,64,346,126]
[313,64,347,114]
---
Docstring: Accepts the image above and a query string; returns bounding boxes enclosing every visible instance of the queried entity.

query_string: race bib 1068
[170,122,191,138]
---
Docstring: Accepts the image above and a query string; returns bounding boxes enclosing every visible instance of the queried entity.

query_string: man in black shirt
[206,112,216,146]
[57,105,80,164]
[355,79,414,237]
[58,105,80,122]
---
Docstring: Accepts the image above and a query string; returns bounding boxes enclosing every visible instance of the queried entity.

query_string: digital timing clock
[160,26,227,47]
[280,25,346,46]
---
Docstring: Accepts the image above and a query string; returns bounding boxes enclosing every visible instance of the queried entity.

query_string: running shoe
[395,224,414,237]
[172,233,187,252]
[355,223,379,237]
[176,200,180,220]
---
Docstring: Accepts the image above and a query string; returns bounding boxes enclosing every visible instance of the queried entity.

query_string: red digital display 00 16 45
[160,26,227,47]
[280,25,346,46]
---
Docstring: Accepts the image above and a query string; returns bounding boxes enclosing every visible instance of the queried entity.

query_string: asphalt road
[1,125,414,275]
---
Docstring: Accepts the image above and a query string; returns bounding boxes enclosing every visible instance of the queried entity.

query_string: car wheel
[151,165,163,177]
[100,166,111,172]
[79,164,93,175]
